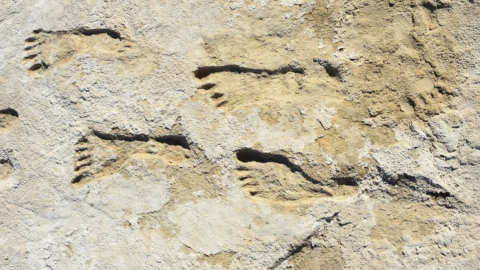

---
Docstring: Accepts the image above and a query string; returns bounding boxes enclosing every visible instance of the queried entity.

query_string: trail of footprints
[72,132,358,202]
[19,27,457,211]
[232,148,455,205]
[72,127,349,202]
[72,129,348,203]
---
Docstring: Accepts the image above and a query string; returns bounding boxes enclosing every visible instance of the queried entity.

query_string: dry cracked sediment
[1,0,480,269]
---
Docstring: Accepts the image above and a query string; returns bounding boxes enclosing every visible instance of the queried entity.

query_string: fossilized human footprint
[72,131,191,186]
[0,108,18,134]
[234,148,358,203]
[0,159,13,182]
[193,64,305,113]
[23,28,158,77]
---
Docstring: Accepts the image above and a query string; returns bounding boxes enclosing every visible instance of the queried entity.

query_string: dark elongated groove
[0,108,18,117]
[23,54,38,59]
[32,28,122,40]
[77,28,122,40]
[74,162,92,171]
[153,135,190,150]
[216,100,228,107]
[25,36,38,42]
[331,177,358,187]
[268,213,338,270]
[28,63,42,71]
[92,130,149,142]
[236,148,321,184]
[72,171,92,184]
[198,83,216,90]
[426,191,451,199]
[194,65,305,79]
[76,155,90,162]
[211,93,224,99]
[269,241,310,270]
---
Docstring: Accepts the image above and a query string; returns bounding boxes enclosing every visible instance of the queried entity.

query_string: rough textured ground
[1,0,480,269]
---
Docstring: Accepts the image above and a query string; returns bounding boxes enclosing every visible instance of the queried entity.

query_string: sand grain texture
[1,0,480,269]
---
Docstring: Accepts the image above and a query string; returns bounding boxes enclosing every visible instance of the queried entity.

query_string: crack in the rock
[268,212,340,270]
[268,241,311,270]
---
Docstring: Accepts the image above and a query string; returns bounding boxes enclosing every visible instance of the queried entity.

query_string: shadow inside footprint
[236,149,321,184]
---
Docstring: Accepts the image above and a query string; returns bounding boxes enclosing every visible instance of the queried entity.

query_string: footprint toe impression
[72,138,95,184]
[24,31,48,73]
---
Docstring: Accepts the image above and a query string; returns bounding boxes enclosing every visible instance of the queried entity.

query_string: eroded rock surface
[1,0,480,269]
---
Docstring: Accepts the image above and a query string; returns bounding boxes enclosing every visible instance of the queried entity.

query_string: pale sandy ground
[1,0,480,269]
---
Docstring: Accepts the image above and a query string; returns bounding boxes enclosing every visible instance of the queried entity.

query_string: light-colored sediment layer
[1,0,480,269]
